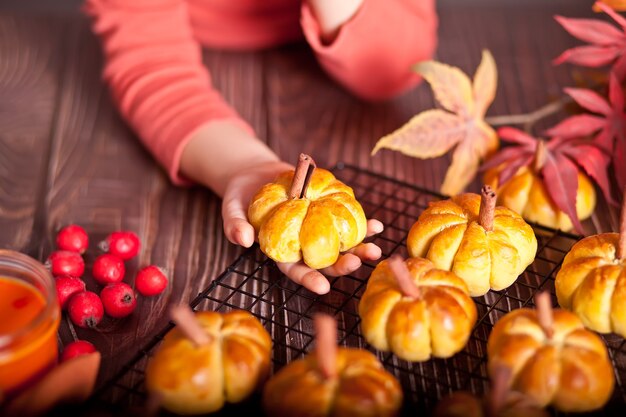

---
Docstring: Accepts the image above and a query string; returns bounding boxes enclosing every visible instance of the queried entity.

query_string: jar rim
[0,249,59,349]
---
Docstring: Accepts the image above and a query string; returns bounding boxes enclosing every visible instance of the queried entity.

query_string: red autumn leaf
[543,152,584,233]
[560,143,617,205]
[482,128,614,234]
[545,72,626,191]
[543,114,606,137]
[554,2,626,79]
[616,133,626,190]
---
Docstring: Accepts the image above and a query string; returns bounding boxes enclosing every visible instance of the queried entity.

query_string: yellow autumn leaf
[441,139,479,197]
[473,50,497,118]
[372,50,499,196]
[371,109,465,158]
[593,0,626,11]
[413,60,474,118]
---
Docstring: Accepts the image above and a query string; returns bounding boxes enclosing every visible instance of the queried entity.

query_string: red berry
[61,340,96,362]
[46,251,85,278]
[56,225,88,254]
[135,266,168,296]
[100,231,140,261]
[100,283,136,318]
[55,275,86,310]
[92,254,125,285]
[68,291,103,328]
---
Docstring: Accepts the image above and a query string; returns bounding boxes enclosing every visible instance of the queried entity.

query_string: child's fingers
[222,190,255,248]
[366,219,384,237]
[347,242,382,261]
[277,262,331,294]
[320,253,361,277]
[227,219,255,248]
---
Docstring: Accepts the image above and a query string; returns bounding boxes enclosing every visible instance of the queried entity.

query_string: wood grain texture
[0,15,64,250]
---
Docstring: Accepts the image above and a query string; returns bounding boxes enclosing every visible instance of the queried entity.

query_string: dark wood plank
[0,15,65,250]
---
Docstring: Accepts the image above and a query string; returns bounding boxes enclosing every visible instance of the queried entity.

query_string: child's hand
[221,160,383,295]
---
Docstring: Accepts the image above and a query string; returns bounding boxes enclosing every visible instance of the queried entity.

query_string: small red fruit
[68,291,104,328]
[61,340,97,362]
[92,254,125,285]
[100,283,136,318]
[100,231,140,261]
[56,224,88,254]
[135,266,168,296]
[46,250,85,277]
[55,275,86,310]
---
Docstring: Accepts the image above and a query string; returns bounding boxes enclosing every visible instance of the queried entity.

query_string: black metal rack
[93,164,626,416]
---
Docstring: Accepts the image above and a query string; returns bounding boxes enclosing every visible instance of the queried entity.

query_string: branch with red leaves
[481,127,614,234]
[373,0,623,211]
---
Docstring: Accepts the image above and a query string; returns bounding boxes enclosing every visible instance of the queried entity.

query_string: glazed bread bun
[484,165,595,232]
[263,314,402,417]
[248,154,367,269]
[359,256,476,361]
[556,233,626,336]
[263,347,402,417]
[145,310,271,415]
[407,186,537,296]
[487,297,614,413]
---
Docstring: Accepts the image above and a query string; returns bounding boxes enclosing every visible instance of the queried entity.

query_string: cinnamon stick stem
[314,313,338,380]
[534,292,554,339]
[479,185,497,232]
[288,153,316,199]
[169,305,212,346]
[388,255,421,299]
[618,187,626,260]
[487,365,512,417]
[533,140,547,173]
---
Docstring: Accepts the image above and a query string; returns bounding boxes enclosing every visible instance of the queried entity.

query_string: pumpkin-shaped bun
[484,166,595,232]
[145,310,272,415]
[407,186,537,296]
[248,154,367,269]
[263,315,402,417]
[556,193,626,336]
[359,256,476,362]
[487,294,614,412]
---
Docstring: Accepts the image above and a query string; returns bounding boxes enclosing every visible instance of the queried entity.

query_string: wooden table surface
[0,0,622,400]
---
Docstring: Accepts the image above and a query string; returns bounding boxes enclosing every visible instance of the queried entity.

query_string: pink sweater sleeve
[301,0,438,101]
[84,0,254,185]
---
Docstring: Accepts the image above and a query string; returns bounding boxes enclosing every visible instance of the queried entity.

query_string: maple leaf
[372,50,498,196]
[554,1,626,79]
[481,127,614,234]
[545,72,626,192]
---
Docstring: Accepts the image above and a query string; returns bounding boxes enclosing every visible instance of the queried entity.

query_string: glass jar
[0,250,60,400]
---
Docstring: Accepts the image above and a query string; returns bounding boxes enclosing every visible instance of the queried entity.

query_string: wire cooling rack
[91,163,626,416]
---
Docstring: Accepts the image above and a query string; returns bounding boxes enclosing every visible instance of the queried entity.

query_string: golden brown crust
[484,166,596,231]
[262,348,402,417]
[407,193,537,296]
[487,308,614,412]
[358,257,477,361]
[555,233,626,336]
[145,310,272,415]
[248,168,367,269]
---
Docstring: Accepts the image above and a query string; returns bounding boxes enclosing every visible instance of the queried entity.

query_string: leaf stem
[485,95,573,132]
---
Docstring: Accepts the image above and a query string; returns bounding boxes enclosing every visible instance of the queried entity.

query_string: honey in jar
[0,250,60,400]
